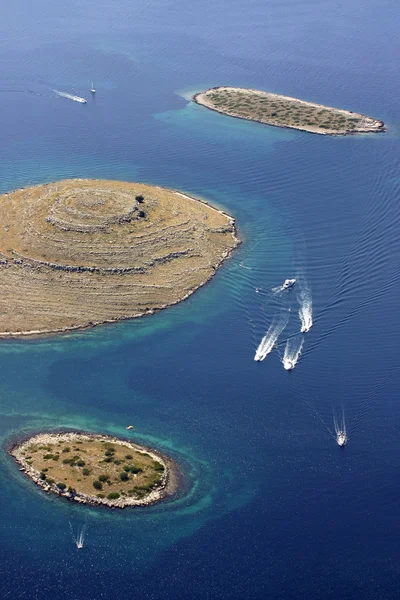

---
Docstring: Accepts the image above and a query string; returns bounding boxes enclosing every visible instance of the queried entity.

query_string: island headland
[0,179,239,337]
[10,431,177,508]
[193,87,385,136]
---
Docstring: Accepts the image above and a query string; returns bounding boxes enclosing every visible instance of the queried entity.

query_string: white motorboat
[283,360,294,371]
[90,82,96,93]
[282,278,296,290]
[336,431,347,447]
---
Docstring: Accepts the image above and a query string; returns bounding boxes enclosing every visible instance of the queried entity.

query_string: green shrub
[56,482,67,490]
[135,195,144,203]
[46,478,55,485]
[152,461,165,472]
[125,454,133,460]
[119,472,129,481]
[97,493,105,498]
[123,465,131,472]
[113,459,122,465]
[130,465,143,474]
[104,457,113,463]
[82,468,90,476]
[62,447,70,453]
[98,474,109,482]
[76,460,85,467]
[40,472,47,480]
[43,454,54,460]
[93,480,103,490]
[105,450,114,457]
[107,492,120,500]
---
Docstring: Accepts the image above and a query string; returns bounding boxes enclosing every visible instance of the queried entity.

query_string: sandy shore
[10,431,178,509]
[193,87,385,136]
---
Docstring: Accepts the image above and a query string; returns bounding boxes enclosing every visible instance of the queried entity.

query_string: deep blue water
[1,1,400,598]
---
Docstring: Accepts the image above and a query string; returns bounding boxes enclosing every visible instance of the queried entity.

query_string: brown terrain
[193,87,385,136]
[0,179,239,336]
[11,432,176,508]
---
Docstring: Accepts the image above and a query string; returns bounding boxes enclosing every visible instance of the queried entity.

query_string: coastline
[0,181,240,339]
[9,431,179,509]
[193,87,385,136]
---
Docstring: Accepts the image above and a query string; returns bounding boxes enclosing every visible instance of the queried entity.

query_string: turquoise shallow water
[1,1,400,598]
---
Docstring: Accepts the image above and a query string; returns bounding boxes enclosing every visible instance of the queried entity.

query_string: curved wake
[254,312,289,362]
[282,334,304,370]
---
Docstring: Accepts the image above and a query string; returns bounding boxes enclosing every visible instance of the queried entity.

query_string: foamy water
[297,280,313,333]
[282,334,304,370]
[254,312,289,361]
[53,90,87,104]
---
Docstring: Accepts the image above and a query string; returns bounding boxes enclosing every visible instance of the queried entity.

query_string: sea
[0,1,399,598]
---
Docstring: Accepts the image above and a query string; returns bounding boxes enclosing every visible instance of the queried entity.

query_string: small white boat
[90,82,96,93]
[336,431,347,447]
[282,278,296,290]
[283,360,294,371]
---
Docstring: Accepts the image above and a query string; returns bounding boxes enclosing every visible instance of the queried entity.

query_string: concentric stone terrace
[0,179,239,335]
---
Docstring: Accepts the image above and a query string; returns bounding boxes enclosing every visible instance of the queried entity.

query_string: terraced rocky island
[10,432,177,508]
[0,179,239,336]
[193,87,385,135]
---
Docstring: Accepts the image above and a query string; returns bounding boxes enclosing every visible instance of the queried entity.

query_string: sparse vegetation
[0,180,238,336]
[13,432,169,507]
[194,87,384,135]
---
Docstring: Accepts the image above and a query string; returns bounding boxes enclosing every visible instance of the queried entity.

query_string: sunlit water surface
[1,1,400,598]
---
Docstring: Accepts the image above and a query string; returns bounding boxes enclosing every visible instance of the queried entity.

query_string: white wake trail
[53,89,87,104]
[254,312,289,362]
[333,408,348,446]
[70,522,87,549]
[282,334,304,370]
[297,280,313,333]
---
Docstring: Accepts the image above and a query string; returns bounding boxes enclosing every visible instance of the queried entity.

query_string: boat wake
[282,334,304,370]
[254,311,289,362]
[69,522,87,549]
[297,279,313,333]
[53,89,87,104]
[333,409,347,447]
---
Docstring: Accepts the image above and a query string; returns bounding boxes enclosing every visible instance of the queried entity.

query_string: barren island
[0,179,239,336]
[193,87,385,135]
[10,432,177,508]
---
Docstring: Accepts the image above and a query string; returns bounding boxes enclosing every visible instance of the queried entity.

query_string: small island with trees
[193,87,385,136]
[10,432,177,508]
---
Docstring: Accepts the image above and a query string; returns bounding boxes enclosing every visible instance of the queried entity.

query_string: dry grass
[21,436,165,499]
[194,87,385,135]
[0,179,239,335]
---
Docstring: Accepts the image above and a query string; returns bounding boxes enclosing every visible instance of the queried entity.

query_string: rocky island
[193,87,385,136]
[10,432,177,508]
[0,179,239,336]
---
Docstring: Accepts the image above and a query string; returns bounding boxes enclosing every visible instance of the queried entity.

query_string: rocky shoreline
[193,87,385,136]
[10,431,178,509]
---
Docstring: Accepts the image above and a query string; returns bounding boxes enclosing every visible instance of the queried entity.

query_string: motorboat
[336,431,347,447]
[284,360,294,371]
[90,82,96,93]
[282,278,296,289]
